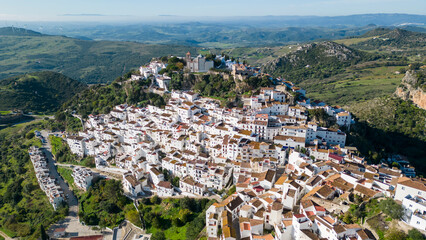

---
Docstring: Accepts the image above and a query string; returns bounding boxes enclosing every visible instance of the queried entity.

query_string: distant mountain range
[223,13,426,27]
[6,14,425,48]
[0,26,424,86]
[0,27,198,83]
[0,27,44,36]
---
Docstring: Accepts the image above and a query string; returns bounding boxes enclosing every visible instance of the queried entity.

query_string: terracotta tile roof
[250,219,263,226]
[227,196,244,211]
[253,234,274,240]
[316,185,334,198]
[354,184,378,198]
[157,181,172,189]
[272,201,283,211]
[356,229,376,240]
[333,224,346,234]
[301,230,321,240]
[398,177,426,191]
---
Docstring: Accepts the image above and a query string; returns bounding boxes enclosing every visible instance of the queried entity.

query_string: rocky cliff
[395,70,426,110]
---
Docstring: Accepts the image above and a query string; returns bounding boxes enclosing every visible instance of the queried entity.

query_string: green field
[300,65,405,106]
[0,111,11,115]
[333,36,376,46]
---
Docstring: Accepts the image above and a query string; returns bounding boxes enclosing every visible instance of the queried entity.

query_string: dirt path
[0,230,13,240]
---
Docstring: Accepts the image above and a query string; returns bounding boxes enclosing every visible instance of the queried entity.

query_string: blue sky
[0,0,425,22]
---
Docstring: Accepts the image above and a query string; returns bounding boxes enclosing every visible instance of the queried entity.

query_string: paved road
[41,130,110,239]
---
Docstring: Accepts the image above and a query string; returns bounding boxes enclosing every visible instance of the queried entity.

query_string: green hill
[0,27,44,36]
[0,121,68,239]
[0,27,198,84]
[262,41,371,82]
[59,77,165,118]
[0,71,87,113]
[255,39,410,106]
[334,28,426,63]
[351,28,426,50]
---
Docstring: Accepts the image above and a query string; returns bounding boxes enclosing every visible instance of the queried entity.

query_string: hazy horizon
[0,13,425,27]
[1,0,426,23]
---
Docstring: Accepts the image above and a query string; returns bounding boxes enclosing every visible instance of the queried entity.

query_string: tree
[179,209,192,223]
[409,63,422,70]
[171,177,180,187]
[385,227,407,240]
[162,169,170,181]
[342,212,354,224]
[172,217,181,227]
[152,215,162,229]
[176,62,184,70]
[25,131,35,139]
[151,195,160,205]
[40,225,49,240]
[151,231,166,240]
[179,197,194,210]
[125,208,141,227]
[143,211,155,225]
[226,185,236,197]
[379,198,404,220]
[407,228,425,240]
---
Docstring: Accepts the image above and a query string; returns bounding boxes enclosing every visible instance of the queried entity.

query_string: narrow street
[41,130,111,239]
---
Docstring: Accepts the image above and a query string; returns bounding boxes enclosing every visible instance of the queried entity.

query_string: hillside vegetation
[0,27,198,84]
[0,27,43,36]
[348,97,426,174]
[138,197,215,240]
[0,71,87,113]
[351,28,426,51]
[335,28,426,62]
[301,64,406,105]
[78,179,132,228]
[0,121,68,239]
[222,28,426,106]
[262,41,385,82]
[59,78,165,118]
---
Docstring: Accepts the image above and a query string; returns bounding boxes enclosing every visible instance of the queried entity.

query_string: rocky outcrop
[395,70,426,110]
